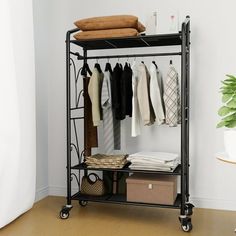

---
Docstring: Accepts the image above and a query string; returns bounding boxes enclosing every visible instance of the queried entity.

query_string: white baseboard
[35,186,49,202]
[47,185,236,211]
[48,186,78,197]
[190,196,236,211]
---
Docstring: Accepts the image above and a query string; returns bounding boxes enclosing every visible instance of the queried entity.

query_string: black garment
[111,63,123,120]
[121,63,133,118]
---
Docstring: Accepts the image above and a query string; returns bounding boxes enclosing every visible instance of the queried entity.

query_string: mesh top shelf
[71,33,182,50]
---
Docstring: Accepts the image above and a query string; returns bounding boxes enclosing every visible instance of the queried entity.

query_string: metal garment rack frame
[60,16,194,232]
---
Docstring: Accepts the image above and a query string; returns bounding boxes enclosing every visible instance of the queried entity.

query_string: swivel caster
[179,216,193,232]
[59,205,72,219]
[60,209,70,219]
[79,200,88,207]
[181,221,193,232]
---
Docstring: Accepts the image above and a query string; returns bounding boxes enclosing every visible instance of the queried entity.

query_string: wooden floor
[1,196,236,236]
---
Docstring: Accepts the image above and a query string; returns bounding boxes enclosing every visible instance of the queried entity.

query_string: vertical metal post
[83,48,88,177]
[180,21,187,215]
[185,16,190,202]
[66,31,72,205]
[65,28,79,206]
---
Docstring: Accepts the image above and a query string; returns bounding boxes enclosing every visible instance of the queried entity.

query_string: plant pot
[224,129,236,160]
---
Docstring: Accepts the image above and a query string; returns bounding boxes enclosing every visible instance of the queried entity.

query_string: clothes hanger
[81,63,92,76]
[152,61,158,69]
[170,59,173,65]
[105,60,113,74]
[94,59,102,73]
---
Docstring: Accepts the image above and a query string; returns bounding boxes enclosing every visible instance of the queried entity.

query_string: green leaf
[227,99,236,108]
[222,112,236,122]
[222,93,233,103]
[218,106,234,116]
[225,120,236,128]
[224,78,236,83]
[221,88,235,94]
[221,81,236,86]
[217,120,227,128]
[226,74,236,81]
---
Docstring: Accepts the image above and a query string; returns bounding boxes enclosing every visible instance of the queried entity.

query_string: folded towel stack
[127,152,180,172]
[73,15,146,40]
[85,154,128,169]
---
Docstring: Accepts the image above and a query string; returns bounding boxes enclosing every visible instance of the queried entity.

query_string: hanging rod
[70,51,182,60]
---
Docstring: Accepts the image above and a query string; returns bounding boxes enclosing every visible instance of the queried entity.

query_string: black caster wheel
[79,200,88,207]
[185,203,194,216]
[181,221,193,232]
[60,209,70,219]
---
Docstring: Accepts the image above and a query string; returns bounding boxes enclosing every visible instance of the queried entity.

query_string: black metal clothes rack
[60,16,194,232]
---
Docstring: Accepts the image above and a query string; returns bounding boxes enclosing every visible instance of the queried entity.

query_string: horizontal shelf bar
[71,193,181,209]
[71,163,181,175]
[70,106,84,110]
[74,52,182,60]
[70,117,84,120]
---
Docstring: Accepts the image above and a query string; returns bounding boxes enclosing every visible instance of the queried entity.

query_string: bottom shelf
[71,192,181,209]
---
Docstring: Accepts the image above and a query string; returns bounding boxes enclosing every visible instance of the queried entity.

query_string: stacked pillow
[73,15,145,40]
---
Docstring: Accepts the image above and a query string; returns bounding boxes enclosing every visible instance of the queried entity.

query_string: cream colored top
[137,63,155,126]
[88,68,104,126]
[149,63,165,125]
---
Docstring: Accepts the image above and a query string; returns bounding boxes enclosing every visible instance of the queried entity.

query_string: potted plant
[217,74,236,160]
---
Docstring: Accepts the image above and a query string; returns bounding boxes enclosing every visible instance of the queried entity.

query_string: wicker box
[126,174,177,205]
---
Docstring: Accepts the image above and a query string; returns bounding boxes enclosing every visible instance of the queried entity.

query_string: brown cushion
[73,28,139,40]
[74,15,145,32]
[137,21,145,32]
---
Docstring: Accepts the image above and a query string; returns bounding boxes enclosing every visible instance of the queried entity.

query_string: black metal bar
[66,30,76,206]
[70,106,84,110]
[70,143,80,162]
[185,16,190,202]
[72,119,80,162]
[75,52,181,60]
[71,163,182,175]
[83,48,88,177]
[70,117,84,120]
[180,20,187,216]
[71,192,182,209]
[70,51,81,57]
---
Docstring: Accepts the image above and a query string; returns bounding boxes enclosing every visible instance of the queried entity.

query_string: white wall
[36,0,236,210]
[33,0,52,201]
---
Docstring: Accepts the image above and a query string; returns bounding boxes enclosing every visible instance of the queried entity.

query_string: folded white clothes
[129,162,179,172]
[127,151,179,163]
[127,151,179,172]
[129,159,179,167]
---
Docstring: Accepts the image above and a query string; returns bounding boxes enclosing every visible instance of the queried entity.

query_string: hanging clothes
[163,65,181,127]
[121,62,133,118]
[137,63,155,126]
[131,61,142,137]
[88,67,104,126]
[102,65,121,151]
[149,63,165,125]
[111,63,123,120]
[101,70,115,154]
[83,76,98,156]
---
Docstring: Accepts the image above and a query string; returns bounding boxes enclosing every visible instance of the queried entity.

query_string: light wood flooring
[1,196,236,236]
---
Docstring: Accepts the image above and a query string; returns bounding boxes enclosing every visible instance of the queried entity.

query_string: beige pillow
[73,28,139,40]
[74,15,145,32]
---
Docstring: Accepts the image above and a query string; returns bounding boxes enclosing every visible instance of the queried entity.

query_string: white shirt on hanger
[131,61,142,137]
[149,63,165,125]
